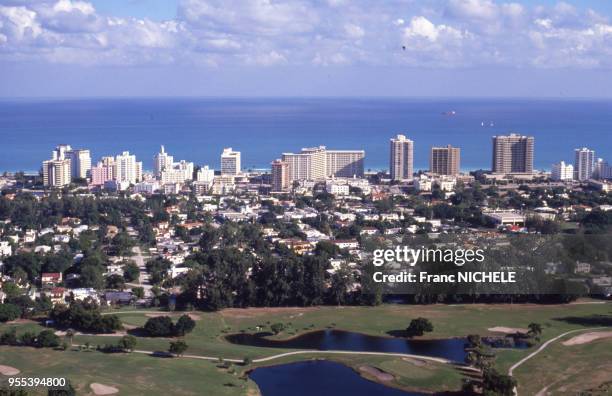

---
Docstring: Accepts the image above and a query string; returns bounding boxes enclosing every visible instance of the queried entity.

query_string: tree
[0,303,21,322]
[406,318,434,338]
[169,340,188,357]
[144,316,174,337]
[174,315,196,336]
[270,323,285,335]
[123,261,140,282]
[105,274,126,290]
[482,369,517,396]
[117,335,137,352]
[37,329,61,348]
[527,323,542,337]
[132,287,145,299]
[242,357,252,366]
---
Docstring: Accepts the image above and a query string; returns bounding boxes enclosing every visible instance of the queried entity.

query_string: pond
[249,360,426,396]
[227,329,467,362]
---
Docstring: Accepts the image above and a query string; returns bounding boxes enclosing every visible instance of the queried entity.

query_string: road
[125,246,153,298]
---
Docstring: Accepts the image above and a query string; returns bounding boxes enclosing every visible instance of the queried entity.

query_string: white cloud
[0,0,611,70]
[53,0,95,16]
[403,16,464,42]
[343,23,364,39]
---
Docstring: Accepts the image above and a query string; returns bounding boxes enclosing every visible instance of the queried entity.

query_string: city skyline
[38,134,612,189]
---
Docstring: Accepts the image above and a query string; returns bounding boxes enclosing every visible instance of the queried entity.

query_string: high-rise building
[68,149,91,179]
[51,144,91,180]
[196,165,215,183]
[90,157,116,186]
[430,145,460,175]
[154,145,174,177]
[492,134,534,174]
[551,161,574,181]
[221,148,241,175]
[326,150,365,178]
[389,134,414,181]
[280,146,363,182]
[115,151,142,184]
[52,144,72,161]
[42,159,71,188]
[594,158,612,180]
[574,147,595,181]
[271,159,290,192]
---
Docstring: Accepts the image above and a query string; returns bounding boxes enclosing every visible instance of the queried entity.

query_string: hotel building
[115,151,142,184]
[221,148,241,175]
[281,146,364,182]
[42,159,71,188]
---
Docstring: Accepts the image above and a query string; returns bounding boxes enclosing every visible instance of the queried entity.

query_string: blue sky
[1,0,612,97]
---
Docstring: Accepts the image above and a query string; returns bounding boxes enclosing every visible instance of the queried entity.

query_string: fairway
[2,301,611,395]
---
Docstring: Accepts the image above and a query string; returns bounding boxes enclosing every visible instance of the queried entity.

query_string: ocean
[0,97,610,173]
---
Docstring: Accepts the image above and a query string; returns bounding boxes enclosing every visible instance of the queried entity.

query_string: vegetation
[169,340,188,357]
[50,301,122,334]
[143,315,196,337]
[406,318,434,338]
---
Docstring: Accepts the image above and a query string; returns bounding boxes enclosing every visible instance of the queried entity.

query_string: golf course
[1,300,611,395]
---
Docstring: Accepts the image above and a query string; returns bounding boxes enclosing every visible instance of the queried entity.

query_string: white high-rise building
[282,146,326,182]
[68,149,91,179]
[154,145,174,178]
[389,135,414,181]
[551,161,574,181]
[281,146,364,182]
[221,148,241,175]
[52,144,72,161]
[115,151,142,184]
[574,147,595,181]
[326,150,365,178]
[42,159,71,188]
[51,145,91,180]
[196,165,215,183]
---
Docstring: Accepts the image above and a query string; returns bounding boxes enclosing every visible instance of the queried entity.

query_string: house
[333,239,359,250]
[44,287,67,306]
[104,291,134,306]
[0,241,12,257]
[71,288,99,303]
[575,262,591,274]
[41,272,63,287]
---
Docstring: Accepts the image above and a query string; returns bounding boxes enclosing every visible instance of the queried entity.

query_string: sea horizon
[1,97,611,174]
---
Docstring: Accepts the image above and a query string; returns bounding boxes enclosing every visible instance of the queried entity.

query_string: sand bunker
[0,365,20,376]
[90,383,119,395]
[359,365,394,382]
[562,331,612,346]
[488,326,528,334]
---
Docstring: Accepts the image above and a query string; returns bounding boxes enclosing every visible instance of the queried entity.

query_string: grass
[1,300,611,394]
[513,337,612,394]
[0,345,254,395]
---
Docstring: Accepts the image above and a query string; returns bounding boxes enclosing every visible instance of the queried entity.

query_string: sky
[1,0,612,98]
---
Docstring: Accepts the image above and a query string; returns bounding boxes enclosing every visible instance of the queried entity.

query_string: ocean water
[0,97,610,173]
